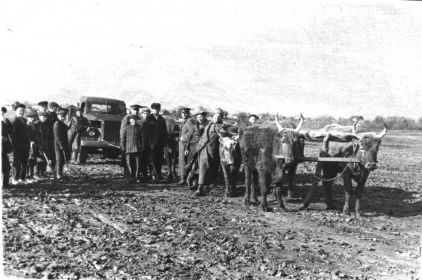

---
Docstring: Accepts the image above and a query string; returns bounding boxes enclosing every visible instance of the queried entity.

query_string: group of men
[2,101,90,187]
[2,99,260,197]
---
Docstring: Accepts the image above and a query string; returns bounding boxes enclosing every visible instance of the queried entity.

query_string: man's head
[26,111,37,123]
[196,112,207,123]
[2,107,7,117]
[248,114,259,124]
[212,108,224,124]
[38,111,47,123]
[38,101,48,112]
[14,103,26,118]
[129,115,137,125]
[48,102,59,113]
[57,110,66,121]
[129,104,141,115]
[140,107,151,119]
[76,108,82,117]
[180,107,191,119]
[151,103,161,116]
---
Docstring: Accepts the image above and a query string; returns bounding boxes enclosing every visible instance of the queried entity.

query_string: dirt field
[2,131,421,279]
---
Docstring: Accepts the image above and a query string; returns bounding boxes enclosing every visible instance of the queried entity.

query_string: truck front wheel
[80,147,88,164]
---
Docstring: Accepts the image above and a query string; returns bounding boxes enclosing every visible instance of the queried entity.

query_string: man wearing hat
[37,101,48,113]
[144,103,168,181]
[36,111,55,177]
[247,114,259,126]
[68,108,90,164]
[183,110,209,189]
[176,107,195,185]
[11,103,31,184]
[120,105,141,178]
[193,108,225,196]
[138,107,152,180]
[120,114,144,183]
[2,107,14,187]
[26,111,39,180]
[47,102,59,126]
[53,110,69,180]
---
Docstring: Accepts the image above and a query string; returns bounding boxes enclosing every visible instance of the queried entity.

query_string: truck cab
[78,96,126,163]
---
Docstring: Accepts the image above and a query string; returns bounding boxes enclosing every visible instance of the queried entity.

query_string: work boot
[194,184,205,197]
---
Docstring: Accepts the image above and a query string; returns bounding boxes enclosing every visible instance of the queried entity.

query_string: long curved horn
[294,113,304,132]
[377,122,387,139]
[275,113,283,132]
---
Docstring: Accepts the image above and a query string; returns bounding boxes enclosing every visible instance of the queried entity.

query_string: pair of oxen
[218,115,387,218]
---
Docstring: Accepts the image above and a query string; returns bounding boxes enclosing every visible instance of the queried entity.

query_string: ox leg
[342,173,353,216]
[221,163,232,198]
[301,163,322,210]
[274,179,287,212]
[243,167,252,205]
[251,169,259,204]
[322,165,337,210]
[259,170,270,212]
[355,175,368,219]
[287,164,298,200]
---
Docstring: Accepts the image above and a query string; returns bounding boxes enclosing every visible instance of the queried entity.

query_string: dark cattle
[302,123,387,218]
[163,115,180,180]
[218,128,242,198]
[239,114,304,212]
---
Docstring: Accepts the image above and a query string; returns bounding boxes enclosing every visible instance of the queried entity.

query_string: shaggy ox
[239,114,304,212]
[301,123,387,218]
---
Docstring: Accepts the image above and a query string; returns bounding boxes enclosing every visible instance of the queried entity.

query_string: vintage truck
[77,96,126,163]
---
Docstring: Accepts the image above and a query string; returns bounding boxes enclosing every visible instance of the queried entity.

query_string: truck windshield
[87,102,126,116]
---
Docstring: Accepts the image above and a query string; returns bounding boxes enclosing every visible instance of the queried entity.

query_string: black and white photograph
[1,0,421,279]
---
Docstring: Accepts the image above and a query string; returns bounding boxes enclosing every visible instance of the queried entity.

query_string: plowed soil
[2,131,421,279]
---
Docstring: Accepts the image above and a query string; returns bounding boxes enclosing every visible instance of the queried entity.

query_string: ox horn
[275,113,283,132]
[377,122,387,139]
[294,113,304,132]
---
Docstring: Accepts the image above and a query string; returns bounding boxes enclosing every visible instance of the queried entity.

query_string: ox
[163,115,180,180]
[239,114,304,212]
[218,127,242,198]
[301,123,387,218]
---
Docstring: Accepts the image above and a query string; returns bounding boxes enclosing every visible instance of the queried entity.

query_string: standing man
[46,102,59,126]
[2,107,14,188]
[144,103,168,181]
[26,111,39,180]
[139,107,152,180]
[194,108,225,196]
[177,107,192,185]
[120,105,141,178]
[120,114,143,183]
[53,110,68,180]
[11,103,30,185]
[68,108,90,164]
[36,111,55,177]
[37,101,49,113]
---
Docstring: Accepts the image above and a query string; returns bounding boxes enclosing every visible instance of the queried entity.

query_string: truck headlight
[88,130,97,137]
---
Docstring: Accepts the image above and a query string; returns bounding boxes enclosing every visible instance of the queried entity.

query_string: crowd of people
[2,100,260,196]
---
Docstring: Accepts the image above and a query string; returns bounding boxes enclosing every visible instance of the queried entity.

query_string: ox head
[352,123,387,171]
[274,113,304,164]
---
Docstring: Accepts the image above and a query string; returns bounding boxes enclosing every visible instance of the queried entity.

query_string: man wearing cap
[144,103,168,181]
[194,108,225,196]
[38,101,48,113]
[53,110,69,180]
[176,107,192,185]
[26,111,39,180]
[2,107,14,187]
[68,108,90,164]
[47,102,59,126]
[36,111,55,177]
[119,105,141,178]
[185,110,209,189]
[247,114,259,126]
[138,107,152,180]
[120,114,144,183]
[11,103,31,184]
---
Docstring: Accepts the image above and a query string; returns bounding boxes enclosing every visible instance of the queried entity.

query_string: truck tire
[80,147,88,164]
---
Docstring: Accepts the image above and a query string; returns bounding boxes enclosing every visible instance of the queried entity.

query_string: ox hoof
[260,205,270,212]
[341,210,351,216]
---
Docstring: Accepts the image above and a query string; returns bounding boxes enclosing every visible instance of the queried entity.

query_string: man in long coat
[177,107,193,185]
[68,108,90,164]
[139,107,152,180]
[120,105,141,177]
[53,110,69,180]
[144,103,168,181]
[120,114,143,183]
[194,108,225,196]
[2,107,14,187]
[11,103,30,184]
[36,111,56,176]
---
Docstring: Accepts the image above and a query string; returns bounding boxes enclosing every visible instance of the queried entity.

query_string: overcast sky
[1,0,421,118]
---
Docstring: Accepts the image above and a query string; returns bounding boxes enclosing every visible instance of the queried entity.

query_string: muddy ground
[2,131,422,279]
